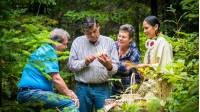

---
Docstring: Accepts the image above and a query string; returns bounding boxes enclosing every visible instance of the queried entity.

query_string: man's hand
[66,90,79,107]
[65,89,78,99]
[85,55,96,65]
[97,53,113,71]
[51,73,79,107]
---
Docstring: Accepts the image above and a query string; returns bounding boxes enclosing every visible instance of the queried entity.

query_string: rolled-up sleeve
[29,44,59,75]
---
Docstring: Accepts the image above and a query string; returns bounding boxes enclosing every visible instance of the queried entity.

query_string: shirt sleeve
[107,42,119,75]
[67,40,88,72]
[159,42,173,71]
[152,38,173,72]
[130,48,140,64]
[43,58,59,74]
[30,45,59,74]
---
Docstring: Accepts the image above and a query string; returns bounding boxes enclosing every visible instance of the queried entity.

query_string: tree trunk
[135,3,140,50]
[151,0,158,16]
[0,74,2,107]
[135,22,139,49]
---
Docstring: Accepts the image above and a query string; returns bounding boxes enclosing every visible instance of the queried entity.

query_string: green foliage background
[0,0,198,111]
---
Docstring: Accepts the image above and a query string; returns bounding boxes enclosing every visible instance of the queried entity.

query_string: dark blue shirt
[116,42,140,73]
[112,42,141,94]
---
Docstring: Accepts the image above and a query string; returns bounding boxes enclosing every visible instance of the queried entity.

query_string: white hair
[50,28,70,39]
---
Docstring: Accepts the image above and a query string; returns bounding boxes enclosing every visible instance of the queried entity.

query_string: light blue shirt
[18,44,59,91]
[68,35,119,83]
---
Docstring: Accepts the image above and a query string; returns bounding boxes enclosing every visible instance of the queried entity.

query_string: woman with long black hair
[138,16,173,72]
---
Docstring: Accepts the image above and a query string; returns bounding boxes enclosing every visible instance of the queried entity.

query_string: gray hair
[119,24,135,39]
[50,28,70,43]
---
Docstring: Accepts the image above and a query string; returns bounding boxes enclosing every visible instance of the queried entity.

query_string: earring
[155,30,158,36]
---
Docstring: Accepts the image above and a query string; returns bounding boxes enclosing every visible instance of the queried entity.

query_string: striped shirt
[68,35,119,83]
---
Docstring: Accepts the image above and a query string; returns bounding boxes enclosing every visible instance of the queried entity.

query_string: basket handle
[130,72,135,95]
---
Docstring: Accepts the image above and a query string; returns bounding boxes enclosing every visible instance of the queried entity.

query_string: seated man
[17,28,79,112]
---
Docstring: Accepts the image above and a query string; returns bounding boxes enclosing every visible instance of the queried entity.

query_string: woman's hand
[124,61,137,70]
[137,64,150,68]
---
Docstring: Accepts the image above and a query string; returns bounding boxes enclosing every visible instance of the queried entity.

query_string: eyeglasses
[118,34,129,39]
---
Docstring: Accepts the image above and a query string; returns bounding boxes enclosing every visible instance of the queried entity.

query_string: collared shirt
[116,42,140,73]
[144,35,173,72]
[68,35,119,83]
[112,42,140,94]
[18,44,59,91]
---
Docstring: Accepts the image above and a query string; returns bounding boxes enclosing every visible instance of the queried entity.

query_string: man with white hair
[17,28,79,112]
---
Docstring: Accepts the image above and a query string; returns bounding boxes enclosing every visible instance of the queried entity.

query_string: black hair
[82,17,99,32]
[119,24,135,39]
[144,16,160,35]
